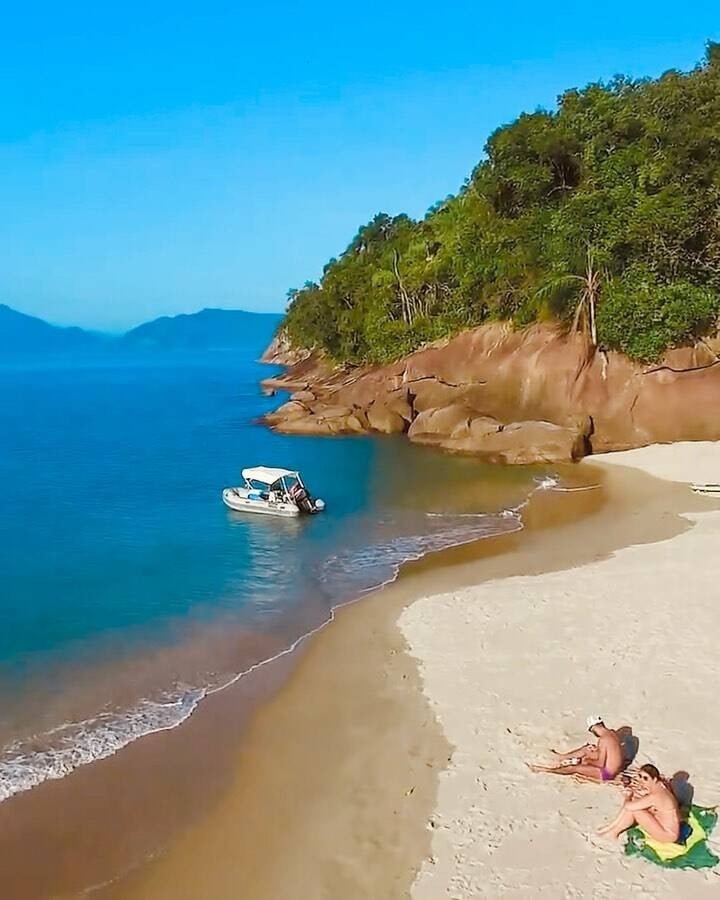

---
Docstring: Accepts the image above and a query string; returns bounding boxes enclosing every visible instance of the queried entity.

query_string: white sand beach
[401,443,720,898]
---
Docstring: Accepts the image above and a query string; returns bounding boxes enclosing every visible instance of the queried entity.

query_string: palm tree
[536,248,602,346]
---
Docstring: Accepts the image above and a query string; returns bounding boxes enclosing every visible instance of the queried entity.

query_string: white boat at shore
[222,466,325,517]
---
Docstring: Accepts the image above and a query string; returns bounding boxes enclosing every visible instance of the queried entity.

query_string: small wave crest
[319,511,522,599]
[0,687,205,803]
[534,473,601,493]
[534,474,560,491]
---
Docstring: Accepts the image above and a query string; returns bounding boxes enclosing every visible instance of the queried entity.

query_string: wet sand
[96,454,709,899]
[0,636,299,900]
[103,562,451,900]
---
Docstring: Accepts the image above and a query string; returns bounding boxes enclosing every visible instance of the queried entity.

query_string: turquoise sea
[0,341,544,803]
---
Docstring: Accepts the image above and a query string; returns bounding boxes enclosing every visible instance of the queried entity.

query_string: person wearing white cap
[528,715,624,782]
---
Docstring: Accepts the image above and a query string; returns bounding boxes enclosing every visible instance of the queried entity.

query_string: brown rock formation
[260,322,720,463]
[260,330,312,366]
[365,402,408,435]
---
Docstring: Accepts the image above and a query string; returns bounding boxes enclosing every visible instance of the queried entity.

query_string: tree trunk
[589,292,597,346]
[585,251,599,347]
[392,250,411,324]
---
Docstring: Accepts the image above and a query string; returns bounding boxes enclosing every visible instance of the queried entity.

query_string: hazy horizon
[2,2,718,330]
[1,302,281,335]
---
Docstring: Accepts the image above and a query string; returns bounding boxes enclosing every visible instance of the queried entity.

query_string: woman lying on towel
[597,764,680,842]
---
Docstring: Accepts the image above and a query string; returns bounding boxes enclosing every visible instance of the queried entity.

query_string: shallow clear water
[0,346,544,801]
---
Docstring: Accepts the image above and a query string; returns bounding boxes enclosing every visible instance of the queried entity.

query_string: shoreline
[100,451,707,899]
[6,445,716,898]
[95,469,605,899]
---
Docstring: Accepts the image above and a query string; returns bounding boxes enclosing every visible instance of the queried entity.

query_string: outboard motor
[290,483,325,514]
[290,483,312,513]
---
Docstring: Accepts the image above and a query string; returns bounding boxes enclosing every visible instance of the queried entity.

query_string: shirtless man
[528,715,624,783]
[597,763,680,842]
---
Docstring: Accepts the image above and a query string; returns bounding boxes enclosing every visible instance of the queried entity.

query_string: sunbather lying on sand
[528,715,623,782]
[597,763,680,842]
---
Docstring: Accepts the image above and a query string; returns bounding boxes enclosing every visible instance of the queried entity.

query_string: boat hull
[222,487,300,517]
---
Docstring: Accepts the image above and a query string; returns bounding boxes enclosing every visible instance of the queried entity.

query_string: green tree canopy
[283,47,720,363]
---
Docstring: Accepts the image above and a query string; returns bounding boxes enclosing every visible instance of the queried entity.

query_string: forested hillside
[283,44,720,364]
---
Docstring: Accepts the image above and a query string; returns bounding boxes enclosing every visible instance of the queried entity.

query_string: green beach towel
[624,806,718,870]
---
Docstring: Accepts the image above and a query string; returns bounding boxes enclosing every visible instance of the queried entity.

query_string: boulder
[268,401,369,437]
[341,414,367,434]
[314,404,354,421]
[406,404,589,462]
[469,420,588,464]
[407,404,477,444]
[290,389,316,404]
[276,417,332,435]
[446,415,505,449]
[408,378,487,414]
[265,400,309,424]
[408,378,460,413]
[384,391,414,423]
[366,401,410,434]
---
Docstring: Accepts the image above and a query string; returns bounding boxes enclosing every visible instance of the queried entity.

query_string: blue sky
[1,2,718,330]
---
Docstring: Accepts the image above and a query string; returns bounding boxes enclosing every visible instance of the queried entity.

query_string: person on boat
[528,715,623,782]
[596,763,681,842]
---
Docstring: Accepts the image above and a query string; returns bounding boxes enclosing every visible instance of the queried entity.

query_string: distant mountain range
[122,308,281,350]
[0,304,107,355]
[0,305,281,356]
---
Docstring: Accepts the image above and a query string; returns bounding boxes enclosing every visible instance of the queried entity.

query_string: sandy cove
[402,442,720,898]
[104,443,720,899]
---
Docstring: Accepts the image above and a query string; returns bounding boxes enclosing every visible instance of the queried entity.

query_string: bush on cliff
[283,44,720,364]
[597,273,720,361]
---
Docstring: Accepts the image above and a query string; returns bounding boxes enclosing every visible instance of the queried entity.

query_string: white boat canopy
[242,466,299,485]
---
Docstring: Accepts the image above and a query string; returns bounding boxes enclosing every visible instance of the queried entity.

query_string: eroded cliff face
[261,323,720,463]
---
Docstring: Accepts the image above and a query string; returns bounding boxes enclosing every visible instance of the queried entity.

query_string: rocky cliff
[261,331,312,367]
[261,323,720,464]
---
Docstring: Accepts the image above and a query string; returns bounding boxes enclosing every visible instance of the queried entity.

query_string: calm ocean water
[0,346,546,802]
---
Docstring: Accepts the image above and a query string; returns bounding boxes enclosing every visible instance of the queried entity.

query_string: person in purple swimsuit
[528,715,624,783]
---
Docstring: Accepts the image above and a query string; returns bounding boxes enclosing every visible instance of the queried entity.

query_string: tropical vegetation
[283,44,720,363]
